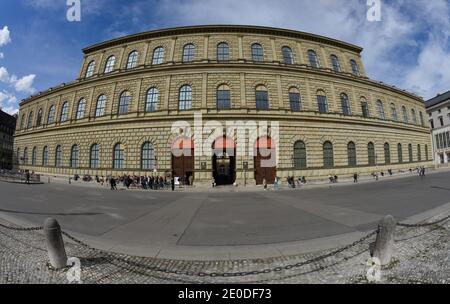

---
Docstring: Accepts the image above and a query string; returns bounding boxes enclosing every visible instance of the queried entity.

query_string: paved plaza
[0,170,450,260]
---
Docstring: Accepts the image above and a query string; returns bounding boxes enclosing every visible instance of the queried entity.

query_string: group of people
[103,175,171,191]
[286,176,307,188]
[329,175,339,183]
[416,167,426,177]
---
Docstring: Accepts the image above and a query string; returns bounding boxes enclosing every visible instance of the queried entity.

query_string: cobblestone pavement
[0,212,449,284]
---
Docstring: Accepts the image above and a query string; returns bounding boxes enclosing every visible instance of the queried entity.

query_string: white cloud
[0,52,4,59]
[0,66,9,82]
[14,74,36,94]
[0,26,11,47]
[0,66,36,93]
[0,90,18,114]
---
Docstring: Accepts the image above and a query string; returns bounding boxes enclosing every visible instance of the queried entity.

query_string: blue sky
[1,0,450,114]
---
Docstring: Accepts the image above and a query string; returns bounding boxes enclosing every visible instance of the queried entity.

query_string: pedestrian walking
[25,171,30,184]
[353,173,358,183]
[189,175,194,187]
[274,176,280,191]
[110,177,117,190]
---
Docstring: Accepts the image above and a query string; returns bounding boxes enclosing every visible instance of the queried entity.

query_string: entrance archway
[254,136,276,185]
[212,136,236,185]
[171,137,194,185]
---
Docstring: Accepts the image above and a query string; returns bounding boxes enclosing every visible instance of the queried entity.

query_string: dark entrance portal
[212,136,236,185]
[171,137,194,185]
[254,136,276,185]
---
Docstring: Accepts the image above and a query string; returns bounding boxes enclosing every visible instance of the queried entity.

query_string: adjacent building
[14,25,432,185]
[0,109,16,170]
[425,91,450,166]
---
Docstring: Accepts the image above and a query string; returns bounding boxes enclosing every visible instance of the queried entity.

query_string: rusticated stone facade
[14,25,432,185]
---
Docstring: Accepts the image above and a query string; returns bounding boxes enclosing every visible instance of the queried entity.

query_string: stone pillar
[372,215,397,266]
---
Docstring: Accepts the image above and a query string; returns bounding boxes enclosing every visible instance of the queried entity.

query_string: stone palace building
[14,25,432,185]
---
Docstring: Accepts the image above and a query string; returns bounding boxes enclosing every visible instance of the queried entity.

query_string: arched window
[55,145,62,167]
[323,141,334,168]
[31,147,37,166]
[27,112,33,129]
[182,44,195,62]
[118,91,131,114]
[308,50,320,68]
[411,109,417,124]
[347,142,357,166]
[76,98,86,120]
[361,98,369,118]
[60,102,69,122]
[330,55,341,72]
[126,51,138,69]
[255,85,269,110]
[368,142,376,165]
[251,43,264,62]
[425,145,429,160]
[145,88,159,112]
[20,114,25,130]
[141,142,156,170]
[23,147,28,165]
[417,144,421,161]
[90,144,100,169]
[384,143,391,164]
[419,112,425,126]
[36,109,43,126]
[95,95,106,117]
[293,141,307,169]
[390,103,398,121]
[350,59,360,76]
[340,93,351,116]
[70,145,79,168]
[217,42,230,61]
[376,100,385,120]
[408,144,413,162]
[289,87,301,112]
[104,55,116,73]
[85,60,95,77]
[179,85,192,110]
[397,144,403,163]
[47,106,55,124]
[217,84,231,109]
[113,143,124,169]
[282,46,294,64]
[152,47,165,65]
[317,90,328,113]
[402,106,408,123]
[42,146,48,166]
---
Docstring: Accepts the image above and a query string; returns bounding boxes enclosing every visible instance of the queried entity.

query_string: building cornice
[82,25,364,55]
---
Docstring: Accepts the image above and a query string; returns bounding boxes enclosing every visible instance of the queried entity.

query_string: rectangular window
[217,90,231,109]
[317,95,328,113]
[255,91,269,110]
[361,102,369,118]
[430,120,435,129]
[289,93,301,112]
[439,116,444,127]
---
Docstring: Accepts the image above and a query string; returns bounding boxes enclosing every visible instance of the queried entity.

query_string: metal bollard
[44,218,67,269]
[372,215,397,266]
